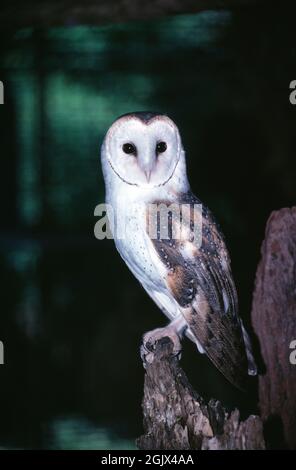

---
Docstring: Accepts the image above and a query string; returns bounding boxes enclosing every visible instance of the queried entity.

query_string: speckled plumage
[101,112,257,390]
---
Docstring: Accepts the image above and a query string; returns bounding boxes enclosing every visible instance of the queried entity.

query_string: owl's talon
[176,350,182,361]
[140,344,155,366]
[140,326,182,366]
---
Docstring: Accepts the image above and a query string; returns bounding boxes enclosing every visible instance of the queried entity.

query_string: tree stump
[136,337,265,450]
[137,207,296,450]
[251,207,296,449]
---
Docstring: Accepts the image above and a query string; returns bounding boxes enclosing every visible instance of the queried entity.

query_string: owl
[101,112,257,390]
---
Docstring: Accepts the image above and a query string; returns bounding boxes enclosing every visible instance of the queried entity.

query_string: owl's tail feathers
[240,320,258,376]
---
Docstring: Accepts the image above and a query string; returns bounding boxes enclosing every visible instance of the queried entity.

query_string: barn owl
[101,112,257,390]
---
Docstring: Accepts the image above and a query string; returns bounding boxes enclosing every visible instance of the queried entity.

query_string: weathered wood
[251,207,296,449]
[137,336,265,450]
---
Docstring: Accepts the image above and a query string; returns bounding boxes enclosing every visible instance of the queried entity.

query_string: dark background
[0,2,295,449]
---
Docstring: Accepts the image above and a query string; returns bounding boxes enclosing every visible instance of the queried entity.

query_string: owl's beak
[138,152,156,183]
[144,170,152,182]
[140,163,155,183]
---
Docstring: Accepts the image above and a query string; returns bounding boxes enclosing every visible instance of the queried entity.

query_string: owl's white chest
[107,188,167,292]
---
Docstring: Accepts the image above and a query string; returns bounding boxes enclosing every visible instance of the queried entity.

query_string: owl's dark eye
[122,143,137,155]
[156,141,167,154]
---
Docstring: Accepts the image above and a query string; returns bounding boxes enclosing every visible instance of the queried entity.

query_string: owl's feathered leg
[140,315,187,365]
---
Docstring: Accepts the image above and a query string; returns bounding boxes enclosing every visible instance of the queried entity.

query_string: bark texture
[137,337,265,450]
[251,207,296,449]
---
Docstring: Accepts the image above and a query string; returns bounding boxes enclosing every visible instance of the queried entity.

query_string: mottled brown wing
[148,192,249,390]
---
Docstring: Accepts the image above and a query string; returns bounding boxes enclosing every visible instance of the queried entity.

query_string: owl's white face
[102,113,183,187]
